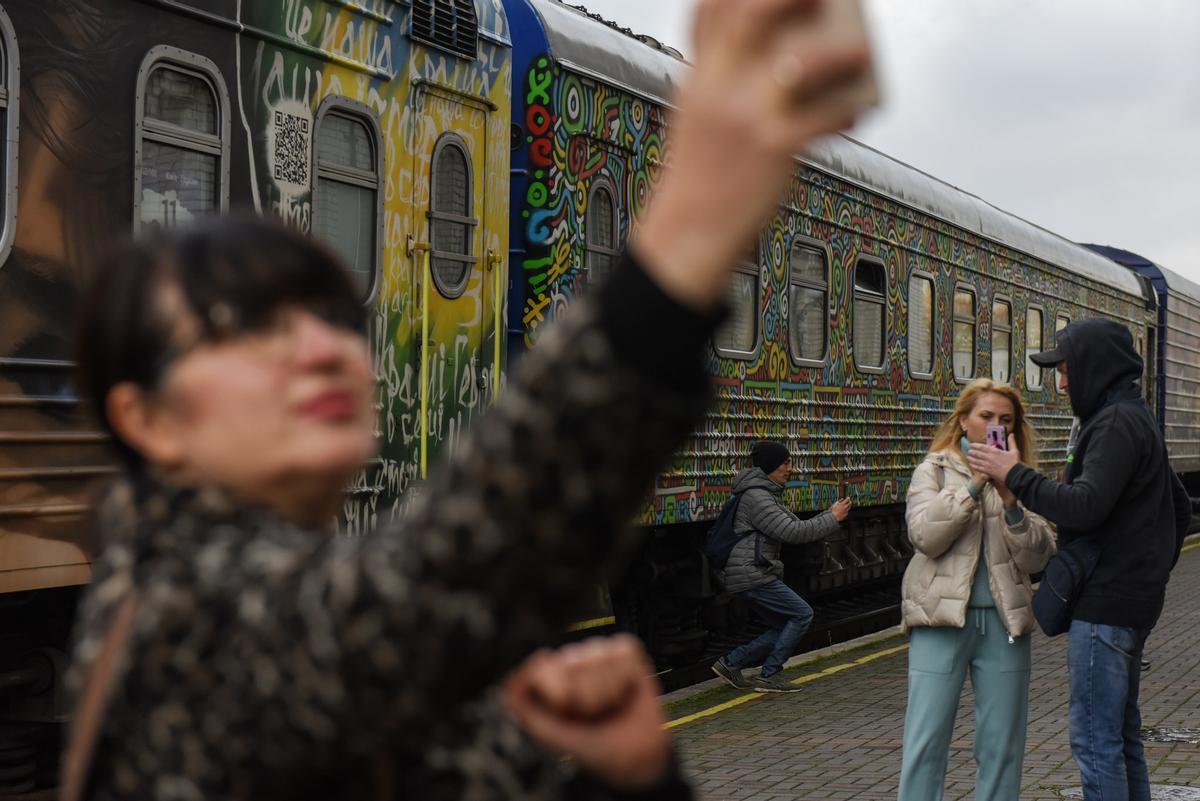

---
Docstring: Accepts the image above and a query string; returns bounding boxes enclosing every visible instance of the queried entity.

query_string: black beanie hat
[752,440,790,474]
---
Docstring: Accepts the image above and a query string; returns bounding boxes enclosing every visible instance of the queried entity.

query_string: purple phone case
[986,426,1007,450]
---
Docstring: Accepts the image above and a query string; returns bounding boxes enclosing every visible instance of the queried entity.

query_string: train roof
[528,0,1144,299]
[1083,244,1200,303]
[802,138,1145,296]
[527,0,688,106]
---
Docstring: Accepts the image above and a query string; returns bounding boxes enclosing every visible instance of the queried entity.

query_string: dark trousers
[724,579,814,678]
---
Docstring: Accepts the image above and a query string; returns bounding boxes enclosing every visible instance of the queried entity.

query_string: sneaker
[752,673,801,693]
[711,657,751,689]
[1141,658,1151,671]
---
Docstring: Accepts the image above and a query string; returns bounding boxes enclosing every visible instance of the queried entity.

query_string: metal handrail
[488,249,503,397]
[409,238,433,480]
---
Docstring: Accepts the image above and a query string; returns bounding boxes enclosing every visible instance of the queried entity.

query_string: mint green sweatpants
[898,607,1032,801]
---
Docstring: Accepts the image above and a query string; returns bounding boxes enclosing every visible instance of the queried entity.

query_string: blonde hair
[928,378,1039,470]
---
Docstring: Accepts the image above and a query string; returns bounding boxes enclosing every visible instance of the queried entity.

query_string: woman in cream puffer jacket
[898,379,1056,801]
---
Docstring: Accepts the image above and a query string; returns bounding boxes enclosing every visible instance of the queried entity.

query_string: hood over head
[1032,318,1142,420]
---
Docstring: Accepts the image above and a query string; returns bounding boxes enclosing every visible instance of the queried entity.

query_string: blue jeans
[725,580,814,678]
[1068,620,1150,801]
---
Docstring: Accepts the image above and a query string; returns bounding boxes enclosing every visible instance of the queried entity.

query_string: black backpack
[704,493,748,569]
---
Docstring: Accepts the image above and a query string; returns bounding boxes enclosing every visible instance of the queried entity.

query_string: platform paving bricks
[670,545,1200,800]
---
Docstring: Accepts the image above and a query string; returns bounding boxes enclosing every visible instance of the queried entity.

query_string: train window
[313,102,381,302]
[991,299,1012,383]
[586,183,619,283]
[0,6,16,265]
[853,258,886,371]
[429,135,478,298]
[789,240,828,363]
[1026,306,1045,390]
[1054,314,1071,394]
[953,286,977,381]
[714,260,760,358]
[134,47,230,231]
[907,273,934,378]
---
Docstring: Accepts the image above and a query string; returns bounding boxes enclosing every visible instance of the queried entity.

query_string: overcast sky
[582,0,1200,282]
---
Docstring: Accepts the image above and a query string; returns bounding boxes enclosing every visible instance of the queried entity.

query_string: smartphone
[783,0,881,114]
[986,425,1008,450]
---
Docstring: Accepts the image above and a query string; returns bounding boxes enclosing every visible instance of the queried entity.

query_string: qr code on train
[273,110,311,186]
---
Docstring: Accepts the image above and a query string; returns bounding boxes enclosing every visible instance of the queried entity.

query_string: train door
[410,86,494,477]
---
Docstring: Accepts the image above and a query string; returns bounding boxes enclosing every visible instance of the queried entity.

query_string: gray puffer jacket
[720,468,839,594]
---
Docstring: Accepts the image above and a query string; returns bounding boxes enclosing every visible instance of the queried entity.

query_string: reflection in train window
[992,298,1012,383]
[908,273,934,377]
[714,260,760,359]
[1027,306,1045,390]
[429,135,477,298]
[854,258,886,371]
[953,286,977,381]
[313,104,380,301]
[789,240,828,363]
[135,48,230,231]
[0,7,17,264]
[586,183,619,283]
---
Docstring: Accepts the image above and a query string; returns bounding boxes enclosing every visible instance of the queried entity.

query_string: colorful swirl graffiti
[519,56,667,346]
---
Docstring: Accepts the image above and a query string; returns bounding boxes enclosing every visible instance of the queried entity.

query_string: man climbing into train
[967,318,1192,801]
[710,440,851,693]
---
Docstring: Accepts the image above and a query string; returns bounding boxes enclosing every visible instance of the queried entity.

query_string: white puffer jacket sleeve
[904,460,981,559]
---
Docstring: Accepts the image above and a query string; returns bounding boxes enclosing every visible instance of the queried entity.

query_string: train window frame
[788,235,830,367]
[0,5,18,267]
[991,296,1013,384]
[712,257,762,361]
[1054,313,1071,395]
[585,179,619,284]
[133,46,231,233]
[312,96,383,306]
[428,133,479,299]
[1026,304,1046,391]
[852,256,887,374]
[906,270,936,380]
[952,284,978,383]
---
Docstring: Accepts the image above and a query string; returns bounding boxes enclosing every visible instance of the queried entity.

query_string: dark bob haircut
[76,215,368,470]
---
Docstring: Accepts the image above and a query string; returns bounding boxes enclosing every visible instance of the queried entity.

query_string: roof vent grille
[411,0,479,60]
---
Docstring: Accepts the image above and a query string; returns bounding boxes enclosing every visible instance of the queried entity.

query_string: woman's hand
[502,635,671,791]
[632,0,873,311]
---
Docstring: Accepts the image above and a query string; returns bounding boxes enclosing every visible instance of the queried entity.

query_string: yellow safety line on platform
[567,616,617,632]
[1182,535,1200,554]
[665,643,910,730]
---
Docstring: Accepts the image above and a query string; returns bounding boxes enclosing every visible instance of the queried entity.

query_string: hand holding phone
[985,425,1008,451]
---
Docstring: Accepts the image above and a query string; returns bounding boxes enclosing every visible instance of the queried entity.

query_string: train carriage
[0,0,513,791]
[1084,244,1200,490]
[504,0,1162,674]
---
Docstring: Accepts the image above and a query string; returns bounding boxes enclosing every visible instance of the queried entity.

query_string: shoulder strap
[61,593,141,801]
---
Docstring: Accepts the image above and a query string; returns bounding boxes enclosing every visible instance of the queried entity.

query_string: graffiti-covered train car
[505,0,1161,670]
[0,0,512,790]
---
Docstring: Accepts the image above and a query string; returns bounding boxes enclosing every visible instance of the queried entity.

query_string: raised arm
[905,461,980,559]
[998,507,1057,574]
[1003,411,1138,530]
[743,490,839,545]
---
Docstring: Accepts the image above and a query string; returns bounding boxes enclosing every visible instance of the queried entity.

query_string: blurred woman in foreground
[64,1,873,798]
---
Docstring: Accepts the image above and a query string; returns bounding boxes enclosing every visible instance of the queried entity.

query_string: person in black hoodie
[967,317,1192,801]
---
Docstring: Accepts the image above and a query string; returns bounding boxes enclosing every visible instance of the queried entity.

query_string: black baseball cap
[1030,329,1068,367]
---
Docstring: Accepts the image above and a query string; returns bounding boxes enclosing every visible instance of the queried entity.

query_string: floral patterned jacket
[67,257,715,800]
